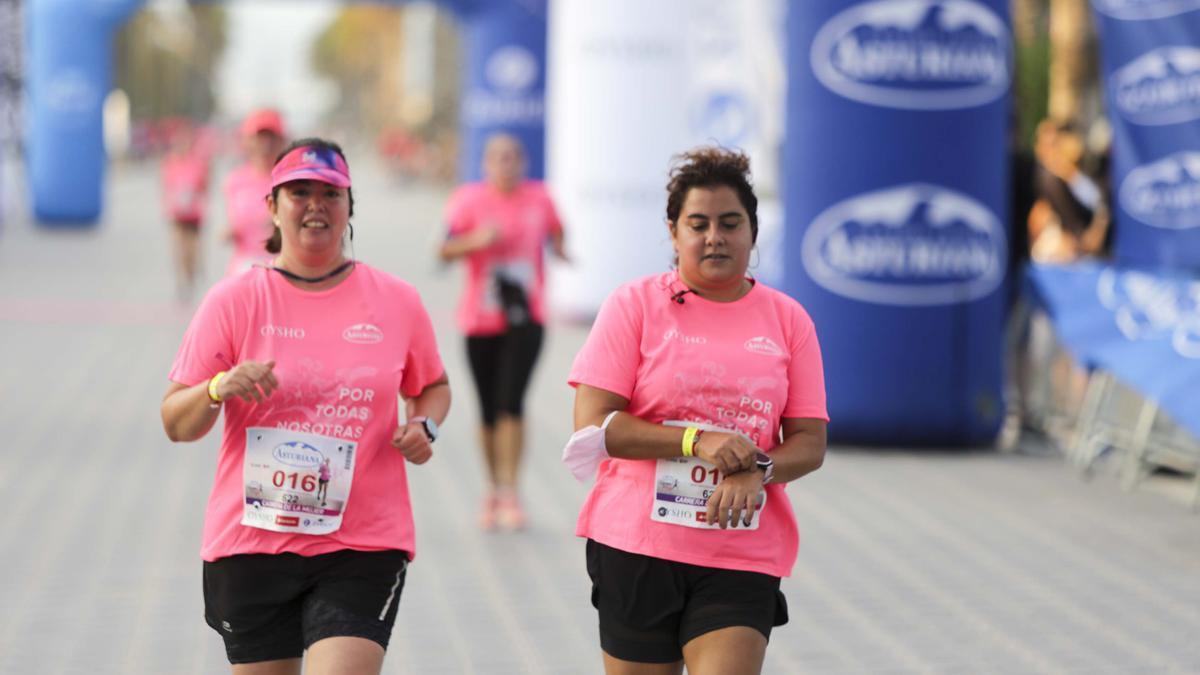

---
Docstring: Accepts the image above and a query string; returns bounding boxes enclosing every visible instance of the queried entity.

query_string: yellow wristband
[207,371,227,403]
[681,427,699,457]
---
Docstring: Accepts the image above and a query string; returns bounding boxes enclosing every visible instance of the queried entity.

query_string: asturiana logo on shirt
[663,329,707,345]
[744,337,784,357]
[342,323,384,344]
[1092,0,1200,21]
[272,442,324,469]
[260,324,306,339]
[810,0,1011,110]
[1119,152,1200,229]
[1112,47,1200,126]
[801,183,1006,306]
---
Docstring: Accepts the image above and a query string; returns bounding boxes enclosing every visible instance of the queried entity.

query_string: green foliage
[1014,27,1050,150]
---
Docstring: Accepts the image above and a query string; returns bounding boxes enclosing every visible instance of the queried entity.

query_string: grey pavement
[1,155,1198,674]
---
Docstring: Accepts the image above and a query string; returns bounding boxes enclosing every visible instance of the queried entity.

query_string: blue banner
[783,0,1012,445]
[454,0,546,181]
[1092,0,1200,268]
[1028,261,1200,440]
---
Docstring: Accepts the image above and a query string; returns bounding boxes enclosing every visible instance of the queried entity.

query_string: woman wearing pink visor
[162,138,451,673]
[222,109,286,277]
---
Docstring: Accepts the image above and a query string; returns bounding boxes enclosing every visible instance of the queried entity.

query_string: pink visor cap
[270,145,352,190]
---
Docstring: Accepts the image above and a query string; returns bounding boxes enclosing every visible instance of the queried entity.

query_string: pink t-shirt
[161,152,210,223]
[223,163,274,276]
[568,271,828,578]
[169,264,445,562]
[444,181,563,336]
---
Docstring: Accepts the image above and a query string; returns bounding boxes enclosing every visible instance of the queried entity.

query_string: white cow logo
[1111,47,1200,126]
[801,183,1006,305]
[1092,0,1200,21]
[810,0,1011,110]
[1119,152,1200,229]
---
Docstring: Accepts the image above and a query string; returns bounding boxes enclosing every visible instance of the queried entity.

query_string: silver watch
[755,452,775,484]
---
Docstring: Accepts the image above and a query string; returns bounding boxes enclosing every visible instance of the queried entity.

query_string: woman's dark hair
[265,137,354,254]
[665,147,758,243]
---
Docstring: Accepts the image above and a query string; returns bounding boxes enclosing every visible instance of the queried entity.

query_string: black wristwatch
[411,416,438,442]
[755,452,775,484]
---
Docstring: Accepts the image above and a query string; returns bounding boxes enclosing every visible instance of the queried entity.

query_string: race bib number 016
[242,427,357,535]
[651,456,766,529]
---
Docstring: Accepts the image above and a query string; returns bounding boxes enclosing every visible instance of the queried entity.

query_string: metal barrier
[1021,309,1200,511]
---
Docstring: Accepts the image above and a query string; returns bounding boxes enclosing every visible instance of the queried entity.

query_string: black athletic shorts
[465,323,544,426]
[203,549,408,664]
[585,539,788,664]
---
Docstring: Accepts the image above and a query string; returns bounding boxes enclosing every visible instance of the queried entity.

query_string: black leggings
[465,324,544,426]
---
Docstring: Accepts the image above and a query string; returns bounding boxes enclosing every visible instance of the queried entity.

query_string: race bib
[652,421,766,529]
[242,427,357,535]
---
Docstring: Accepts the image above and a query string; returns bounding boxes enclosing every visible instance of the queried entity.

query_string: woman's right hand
[217,359,278,403]
[693,430,757,474]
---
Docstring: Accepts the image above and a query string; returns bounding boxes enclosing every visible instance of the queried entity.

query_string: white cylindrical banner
[546,0,784,319]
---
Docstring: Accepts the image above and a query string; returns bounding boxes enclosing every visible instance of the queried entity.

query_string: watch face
[422,417,439,441]
[755,451,772,468]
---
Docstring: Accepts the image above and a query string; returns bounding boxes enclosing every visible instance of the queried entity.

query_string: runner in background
[439,133,568,531]
[223,109,286,276]
[161,138,450,673]
[566,148,827,674]
[160,118,211,302]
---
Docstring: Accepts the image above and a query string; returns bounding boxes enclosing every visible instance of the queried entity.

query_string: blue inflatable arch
[25,0,546,223]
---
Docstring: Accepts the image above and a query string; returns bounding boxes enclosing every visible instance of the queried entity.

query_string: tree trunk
[1048,0,1091,123]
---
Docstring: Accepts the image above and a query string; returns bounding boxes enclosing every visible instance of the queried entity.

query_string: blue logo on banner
[810,0,1010,110]
[44,68,101,127]
[1092,0,1200,21]
[1119,151,1200,229]
[1097,268,1200,357]
[801,183,1005,305]
[464,44,544,126]
[693,92,754,146]
[272,442,324,469]
[1112,47,1200,126]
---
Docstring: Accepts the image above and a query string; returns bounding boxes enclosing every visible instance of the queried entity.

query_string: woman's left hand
[391,423,433,464]
[705,469,764,530]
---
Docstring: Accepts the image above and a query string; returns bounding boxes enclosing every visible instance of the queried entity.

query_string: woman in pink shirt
[160,121,211,302]
[161,138,450,673]
[569,148,828,673]
[222,109,286,277]
[440,133,567,530]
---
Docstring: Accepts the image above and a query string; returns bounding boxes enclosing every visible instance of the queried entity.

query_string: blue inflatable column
[1092,1,1200,269]
[26,0,144,224]
[454,0,547,180]
[783,0,1012,445]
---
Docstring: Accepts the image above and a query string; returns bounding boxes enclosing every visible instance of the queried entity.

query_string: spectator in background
[160,119,211,302]
[222,109,286,276]
[1028,119,1111,263]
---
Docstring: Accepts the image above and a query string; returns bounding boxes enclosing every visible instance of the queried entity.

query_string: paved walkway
[1,156,1198,674]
